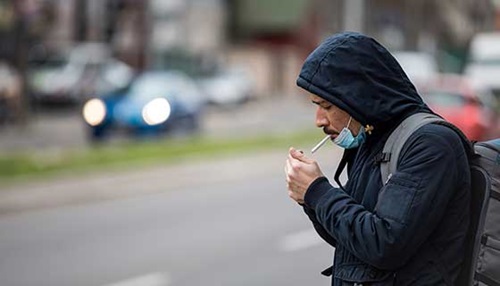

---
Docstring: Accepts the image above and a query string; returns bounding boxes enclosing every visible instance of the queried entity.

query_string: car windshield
[422,91,465,107]
[28,55,66,68]
[129,75,175,100]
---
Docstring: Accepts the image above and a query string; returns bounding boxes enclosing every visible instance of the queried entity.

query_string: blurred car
[82,71,205,141]
[419,74,500,141]
[198,67,256,106]
[27,43,134,105]
[464,32,500,104]
[392,51,439,88]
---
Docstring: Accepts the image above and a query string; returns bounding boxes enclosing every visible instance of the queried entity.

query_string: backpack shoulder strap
[380,113,444,185]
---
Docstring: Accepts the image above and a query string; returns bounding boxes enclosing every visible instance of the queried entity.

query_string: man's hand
[285,147,324,204]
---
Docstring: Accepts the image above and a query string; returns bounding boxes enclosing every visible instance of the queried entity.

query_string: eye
[322,105,332,110]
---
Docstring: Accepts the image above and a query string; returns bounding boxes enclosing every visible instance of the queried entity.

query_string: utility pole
[494,0,500,30]
[404,0,421,50]
[12,0,29,125]
[74,0,87,42]
[343,0,365,32]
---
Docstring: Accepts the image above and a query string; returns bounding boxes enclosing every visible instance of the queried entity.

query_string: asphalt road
[0,146,344,286]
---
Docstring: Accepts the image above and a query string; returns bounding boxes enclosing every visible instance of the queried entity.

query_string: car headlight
[82,98,106,126]
[142,98,171,126]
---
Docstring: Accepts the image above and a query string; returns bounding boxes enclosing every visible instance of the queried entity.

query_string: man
[285,32,471,285]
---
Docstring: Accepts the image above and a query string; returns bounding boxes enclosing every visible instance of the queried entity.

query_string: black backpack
[380,112,500,286]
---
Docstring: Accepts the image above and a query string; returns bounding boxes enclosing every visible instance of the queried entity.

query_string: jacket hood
[297,32,432,136]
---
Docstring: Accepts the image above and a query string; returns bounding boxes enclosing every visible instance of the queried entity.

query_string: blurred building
[0,0,58,123]
[147,0,226,72]
[1,0,499,102]
[30,0,148,69]
[364,0,496,72]
[225,0,499,95]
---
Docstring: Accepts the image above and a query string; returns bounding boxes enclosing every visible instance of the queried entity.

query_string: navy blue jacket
[296,32,471,285]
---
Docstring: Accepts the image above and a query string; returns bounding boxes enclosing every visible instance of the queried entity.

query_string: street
[0,146,344,286]
[0,0,497,284]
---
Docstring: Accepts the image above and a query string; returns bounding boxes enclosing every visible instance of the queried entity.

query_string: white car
[464,32,500,102]
[392,51,439,87]
[198,67,256,106]
[28,43,134,105]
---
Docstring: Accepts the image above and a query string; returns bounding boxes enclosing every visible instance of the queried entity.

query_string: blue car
[82,71,205,141]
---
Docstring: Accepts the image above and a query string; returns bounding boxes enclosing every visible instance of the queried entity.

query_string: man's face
[308,93,362,138]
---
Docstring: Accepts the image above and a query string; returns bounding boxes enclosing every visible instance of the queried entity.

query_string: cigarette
[311,135,331,154]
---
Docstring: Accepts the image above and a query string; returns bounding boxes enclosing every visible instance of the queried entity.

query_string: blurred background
[0,0,500,285]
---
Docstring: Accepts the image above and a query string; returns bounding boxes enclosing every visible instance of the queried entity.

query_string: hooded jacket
[297,32,471,285]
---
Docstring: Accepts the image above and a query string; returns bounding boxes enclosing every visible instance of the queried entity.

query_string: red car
[419,74,500,141]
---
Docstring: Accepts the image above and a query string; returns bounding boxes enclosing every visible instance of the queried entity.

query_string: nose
[315,106,328,128]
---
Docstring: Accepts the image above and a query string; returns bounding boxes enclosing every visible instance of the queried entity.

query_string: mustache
[323,127,338,135]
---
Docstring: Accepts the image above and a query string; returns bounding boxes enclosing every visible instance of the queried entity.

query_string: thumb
[289,147,314,164]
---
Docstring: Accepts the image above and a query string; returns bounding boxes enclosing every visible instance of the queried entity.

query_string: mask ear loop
[346,116,353,129]
[347,116,365,136]
[347,116,361,136]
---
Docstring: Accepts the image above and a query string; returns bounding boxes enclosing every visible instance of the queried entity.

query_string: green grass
[0,129,321,182]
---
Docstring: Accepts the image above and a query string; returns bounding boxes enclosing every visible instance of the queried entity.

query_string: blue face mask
[333,117,366,149]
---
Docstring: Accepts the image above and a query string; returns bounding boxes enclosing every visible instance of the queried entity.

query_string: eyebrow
[311,100,330,107]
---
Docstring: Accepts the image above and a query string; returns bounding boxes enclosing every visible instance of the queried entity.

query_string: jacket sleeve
[302,202,337,247]
[303,125,470,270]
